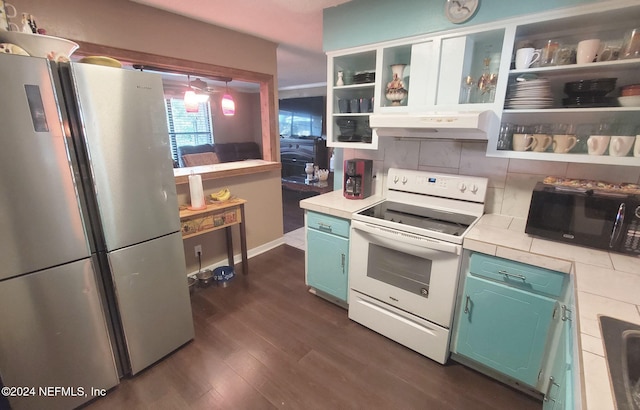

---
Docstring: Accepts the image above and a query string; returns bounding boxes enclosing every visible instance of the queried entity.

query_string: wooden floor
[282,188,316,233]
[86,245,541,410]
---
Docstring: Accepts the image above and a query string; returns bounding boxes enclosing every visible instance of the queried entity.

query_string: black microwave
[525,182,640,255]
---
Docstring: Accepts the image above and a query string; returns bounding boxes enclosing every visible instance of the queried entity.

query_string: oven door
[349,219,462,328]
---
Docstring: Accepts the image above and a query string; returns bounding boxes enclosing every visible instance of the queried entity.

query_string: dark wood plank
[86,244,541,410]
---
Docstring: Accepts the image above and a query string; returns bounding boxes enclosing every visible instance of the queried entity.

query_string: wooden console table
[178,198,248,275]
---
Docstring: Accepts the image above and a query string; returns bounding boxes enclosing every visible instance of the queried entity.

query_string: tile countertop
[299,190,384,220]
[465,214,640,410]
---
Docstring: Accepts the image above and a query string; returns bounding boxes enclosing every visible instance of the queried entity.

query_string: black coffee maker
[343,159,373,199]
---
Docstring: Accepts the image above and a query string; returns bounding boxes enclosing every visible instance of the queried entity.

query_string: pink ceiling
[131,0,352,89]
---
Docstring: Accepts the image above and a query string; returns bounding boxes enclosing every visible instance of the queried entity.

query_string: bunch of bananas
[210,188,231,202]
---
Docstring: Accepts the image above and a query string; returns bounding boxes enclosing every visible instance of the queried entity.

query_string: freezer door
[68,63,180,251]
[108,231,194,375]
[0,258,119,410]
[0,54,91,281]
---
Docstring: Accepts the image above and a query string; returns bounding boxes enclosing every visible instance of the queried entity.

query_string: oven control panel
[387,168,488,203]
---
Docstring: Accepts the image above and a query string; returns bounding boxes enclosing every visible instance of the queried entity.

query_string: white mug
[515,47,541,70]
[609,136,635,157]
[552,135,577,153]
[0,1,17,31]
[587,135,610,155]
[577,39,601,64]
[512,133,536,151]
[531,134,552,152]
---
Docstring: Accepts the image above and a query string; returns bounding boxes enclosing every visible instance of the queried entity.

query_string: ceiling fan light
[184,90,199,113]
[221,93,235,116]
[196,93,210,103]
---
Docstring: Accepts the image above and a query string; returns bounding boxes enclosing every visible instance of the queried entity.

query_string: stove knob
[458,182,467,192]
[402,177,408,185]
[636,206,640,219]
[470,183,479,193]
[393,176,399,184]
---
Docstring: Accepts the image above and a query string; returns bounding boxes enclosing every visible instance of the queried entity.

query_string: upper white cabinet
[326,0,640,165]
[326,28,507,149]
[329,50,378,149]
[487,1,640,165]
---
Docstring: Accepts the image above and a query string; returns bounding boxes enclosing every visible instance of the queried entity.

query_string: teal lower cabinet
[453,252,570,399]
[456,274,556,387]
[543,285,574,410]
[305,211,350,304]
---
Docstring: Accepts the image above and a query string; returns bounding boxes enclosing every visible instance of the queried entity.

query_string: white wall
[343,139,640,217]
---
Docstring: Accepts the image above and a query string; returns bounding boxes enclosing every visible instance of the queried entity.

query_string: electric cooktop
[357,201,477,237]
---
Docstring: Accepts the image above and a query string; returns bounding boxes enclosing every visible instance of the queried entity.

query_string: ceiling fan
[188,77,219,94]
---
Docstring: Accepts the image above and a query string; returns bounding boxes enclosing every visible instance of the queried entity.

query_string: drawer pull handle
[544,376,557,402]
[318,222,332,233]
[464,295,471,314]
[499,270,526,281]
[341,253,346,274]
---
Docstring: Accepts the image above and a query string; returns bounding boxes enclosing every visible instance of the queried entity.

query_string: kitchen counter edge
[299,190,384,220]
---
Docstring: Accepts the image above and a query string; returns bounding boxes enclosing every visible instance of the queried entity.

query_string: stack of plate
[505,79,553,109]
[353,71,375,84]
[562,78,617,108]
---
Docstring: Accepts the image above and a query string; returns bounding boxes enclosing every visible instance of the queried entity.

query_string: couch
[177,142,262,167]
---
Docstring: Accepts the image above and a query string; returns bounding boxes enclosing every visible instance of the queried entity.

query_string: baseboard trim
[188,236,287,276]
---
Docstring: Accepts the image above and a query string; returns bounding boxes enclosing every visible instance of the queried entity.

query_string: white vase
[336,71,344,86]
[385,64,407,106]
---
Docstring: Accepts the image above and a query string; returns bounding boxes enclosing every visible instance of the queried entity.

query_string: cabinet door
[544,316,567,410]
[457,275,556,387]
[307,229,349,301]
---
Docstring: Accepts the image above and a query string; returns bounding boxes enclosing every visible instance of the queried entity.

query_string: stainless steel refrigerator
[0,54,194,410]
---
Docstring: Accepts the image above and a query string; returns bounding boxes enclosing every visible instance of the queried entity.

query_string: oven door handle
[351,220,460,255]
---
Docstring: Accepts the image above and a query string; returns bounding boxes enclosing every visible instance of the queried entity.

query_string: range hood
[369,110,496,140]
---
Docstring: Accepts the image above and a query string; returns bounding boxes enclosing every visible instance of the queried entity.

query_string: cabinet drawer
[469,253,566,297]
[306,211,350,238]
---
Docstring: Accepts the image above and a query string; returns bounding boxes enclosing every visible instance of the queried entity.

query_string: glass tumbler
[498,123,514,150]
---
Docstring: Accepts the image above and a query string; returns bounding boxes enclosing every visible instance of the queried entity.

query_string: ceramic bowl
[618,96,640,107]
[196,269,214,287]
[0,31,78,59]
[213,266,235,287]
[621,84,640,96]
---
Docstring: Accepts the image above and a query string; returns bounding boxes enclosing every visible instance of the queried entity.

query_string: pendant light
[221,81,235,116]
[184,74,200,113]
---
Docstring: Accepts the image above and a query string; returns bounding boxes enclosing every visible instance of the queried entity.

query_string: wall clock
[444,0,479,24]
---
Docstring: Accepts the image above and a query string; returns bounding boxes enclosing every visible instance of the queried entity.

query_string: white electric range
[348,168,488,364]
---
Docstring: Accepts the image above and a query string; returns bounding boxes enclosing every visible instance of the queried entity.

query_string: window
[165,98,214,164]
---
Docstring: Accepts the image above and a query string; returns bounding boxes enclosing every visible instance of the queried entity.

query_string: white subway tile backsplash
[417,165,460,174]
[382,139,420,170]
[507,158,568,176]
[459,142,509,188]
[501,173,544,217]
[336,138,636,219]
[484,187,503,215]
[418,140,462,168]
